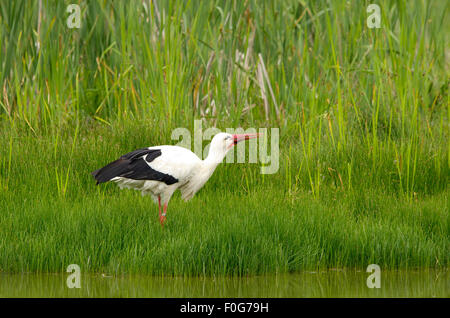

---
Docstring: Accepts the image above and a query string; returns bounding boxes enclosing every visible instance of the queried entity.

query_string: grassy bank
[0,0,448,275]
[0,123,448,275]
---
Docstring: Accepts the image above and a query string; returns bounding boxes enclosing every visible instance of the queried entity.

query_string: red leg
[158,195,161,219]
[160,203,167,226]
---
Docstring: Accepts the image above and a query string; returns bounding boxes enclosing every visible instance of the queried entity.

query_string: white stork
[91,132,261,226]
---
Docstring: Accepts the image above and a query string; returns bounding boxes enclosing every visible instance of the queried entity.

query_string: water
[0,269,448,297]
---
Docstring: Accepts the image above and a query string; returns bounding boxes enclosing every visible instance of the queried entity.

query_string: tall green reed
[0,0,447,198]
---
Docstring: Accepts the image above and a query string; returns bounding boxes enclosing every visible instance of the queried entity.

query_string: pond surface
[0,269,448,297]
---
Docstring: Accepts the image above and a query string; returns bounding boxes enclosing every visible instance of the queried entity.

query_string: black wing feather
[91,148,178,185]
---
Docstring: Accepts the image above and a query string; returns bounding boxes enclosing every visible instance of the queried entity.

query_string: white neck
[180,135,231,201]
[201,147,226,175]
[193,144,228,187]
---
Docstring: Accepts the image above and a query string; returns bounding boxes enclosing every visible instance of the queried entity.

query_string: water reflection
[0,269,448,297]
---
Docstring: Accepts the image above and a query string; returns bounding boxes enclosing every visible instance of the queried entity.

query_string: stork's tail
[92,148,177,186]
[91,158,126,185]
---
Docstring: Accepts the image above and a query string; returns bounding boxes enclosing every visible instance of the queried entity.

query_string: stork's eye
[225,136,231,140]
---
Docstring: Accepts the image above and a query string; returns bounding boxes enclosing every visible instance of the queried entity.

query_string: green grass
[0,0,448,275]
[0,123,448,275]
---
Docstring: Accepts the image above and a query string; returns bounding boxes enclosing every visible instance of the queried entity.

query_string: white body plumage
[111,145,218,204]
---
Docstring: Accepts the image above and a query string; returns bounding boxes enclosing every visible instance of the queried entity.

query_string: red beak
[232,133,263,145]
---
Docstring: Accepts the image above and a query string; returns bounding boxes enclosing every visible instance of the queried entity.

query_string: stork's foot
[159,203,168,227]
[159,213,166,227]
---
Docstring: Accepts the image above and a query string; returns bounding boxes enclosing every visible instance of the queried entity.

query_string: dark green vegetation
[0,1,448,275]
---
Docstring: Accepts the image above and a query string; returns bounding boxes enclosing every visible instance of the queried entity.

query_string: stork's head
[206,132,262,164]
